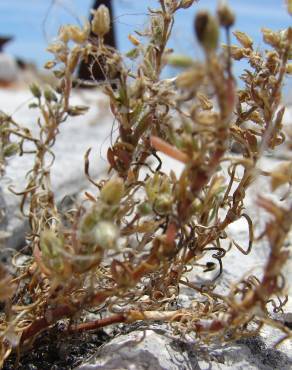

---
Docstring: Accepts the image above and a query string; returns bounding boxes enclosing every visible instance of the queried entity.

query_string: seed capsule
[217,2,235,28]
[194,11,219,52]
[91,5,110,38]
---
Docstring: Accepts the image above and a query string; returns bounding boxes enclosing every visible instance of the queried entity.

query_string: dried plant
[0,0,292,367]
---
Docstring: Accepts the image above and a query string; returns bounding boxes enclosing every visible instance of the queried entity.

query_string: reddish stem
[69,313,126,333]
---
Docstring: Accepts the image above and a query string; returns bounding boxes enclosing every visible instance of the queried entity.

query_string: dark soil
[3,324,110,370]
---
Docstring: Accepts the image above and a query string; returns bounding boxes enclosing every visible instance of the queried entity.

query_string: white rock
[76,328,292,370]
[0,54,19,83]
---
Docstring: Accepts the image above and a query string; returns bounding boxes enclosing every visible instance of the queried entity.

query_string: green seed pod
[78,207,100,245]
[91,4,110,38]
[194,11,219,52]
[100,177,125,205]
[165,54,194,68]
[44,87,57,102]
[30,83,41,99]
[3,143,19,157]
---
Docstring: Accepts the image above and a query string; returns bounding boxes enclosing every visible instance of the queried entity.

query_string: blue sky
[0,0,291,75]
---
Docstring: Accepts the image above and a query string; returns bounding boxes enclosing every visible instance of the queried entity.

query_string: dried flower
[261,28,280,48]
[59,25,88,44]
[233,30,253,49]
[270,162,292,190]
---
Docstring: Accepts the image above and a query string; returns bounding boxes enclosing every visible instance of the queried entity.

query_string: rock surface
[76,327,292,370]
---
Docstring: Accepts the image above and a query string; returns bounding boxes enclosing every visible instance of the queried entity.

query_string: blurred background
[0,0,291,93]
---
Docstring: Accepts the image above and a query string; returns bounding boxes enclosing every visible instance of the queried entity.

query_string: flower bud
[95,221,119,249]
[154,193,173,214]
[194,11,219,52]
[40,230,64,272]
[100,177,125,205]
[217,2,235,28]
[91,5,110,38]
[78,207,100,245]
[30,83,41,99]
[44,87,57,102]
